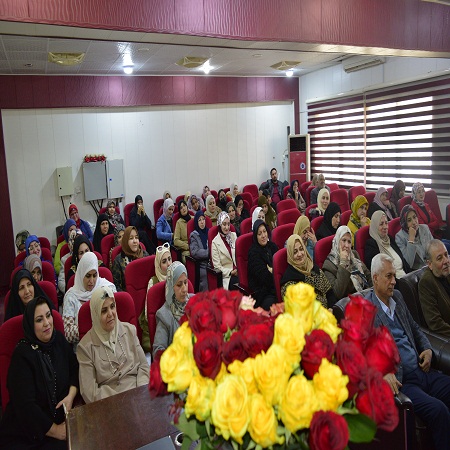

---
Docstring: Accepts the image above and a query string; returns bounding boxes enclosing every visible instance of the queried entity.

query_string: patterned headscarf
[114,223,126,246]
[15,230,30,252]
[373,187,393,220]
[23,254,42,279]
[63,219,77,242]
[411,182,425,207]
[217,211,235,249]
[165,262,188,322]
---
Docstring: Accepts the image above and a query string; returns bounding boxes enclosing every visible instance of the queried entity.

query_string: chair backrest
[328,182,340,192]
[363,191,376,204]
[14,247,53,268]
[277,208,301,226]
[300,181,311,198]
[447,204,450,227]
[330,188,350,212]
[99,206,120,215]
[0,311,64,411]
[424,189,444,224]
[305,203,318,219]
[314,235,334,269]
[101,234,115,269]
[175,195,185,205]
[397,195,412,213]
[240,218,252,235]
[110,245,122,269]
[37,236,51,251]
[235,233,254,293]
[66,266,113,290]
[250,205,258,217]
[311,216,324,233]
[340,209,352,226]
[283,185,290,200]
[273,248,288,303]
[38,280,59,309]
[348,185,366,204]
[240,192,253,208]
[355,225,370,265]
[78,292,138,340]
[306,185,316,206]
[10,261,55,286]
[208,227,220,267]
[60,243,70,259]
[386,187,393,200]
[124,203,134,227]
[57,234,65,245]
[152,199,164,225]
[277,198,297,213]
[243,184,258,200]
[388,217,401,238]
[271,223,294,250]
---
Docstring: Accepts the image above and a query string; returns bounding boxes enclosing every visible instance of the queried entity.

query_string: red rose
[193,331,223,379]
[309,411,349,450]
[242,323,274,357]
[335,338,367,398]
[237,309,273,329]
[356,369,399,432]
[365,326,400,376]
[187,299,222,336]
[210,289,242,310]
[222,331,248,366]
[148,359,168,399]
[301,330,335,379]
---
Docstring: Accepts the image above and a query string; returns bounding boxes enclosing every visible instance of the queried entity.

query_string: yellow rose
[279,374,318,432]
[211,374,250,444]
[248,393,284,447]
[228,358,258,394]
[254,345,290,406]
[312,302,342,343]
[185,374,216,421]
[283,282,315,333]
[172,321,194,350]
[313,359,349,411]
[214,362,228,384]
[273,313,305,371]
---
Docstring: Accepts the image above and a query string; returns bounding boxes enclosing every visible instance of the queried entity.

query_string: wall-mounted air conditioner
[343,56,386,73]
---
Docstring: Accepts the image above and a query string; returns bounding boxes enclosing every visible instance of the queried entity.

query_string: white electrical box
[106,159,125,198]
[83,161,107,201]
[56,167,74,197]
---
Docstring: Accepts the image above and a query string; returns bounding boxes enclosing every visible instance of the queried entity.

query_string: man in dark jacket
[259,168,288,209]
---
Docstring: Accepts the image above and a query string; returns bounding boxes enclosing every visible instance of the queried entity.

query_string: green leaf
[178,412,200,441]
[345,413,376,443]
[205,419,211,438]
[231,439,239,450]
[246,439,257,450]
[181,434,193,450]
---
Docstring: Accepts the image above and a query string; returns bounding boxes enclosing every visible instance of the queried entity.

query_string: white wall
[2,102,294,243]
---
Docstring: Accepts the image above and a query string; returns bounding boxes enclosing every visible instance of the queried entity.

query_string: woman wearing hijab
[258,195,277,230]
[68,204,93,241]
[189,210,210,292]
[5,269,51,321]
[112,226,148,291]
[211,212,238,290]
[309,188,330,220]
[390,180,406,214]
[204,194,222,226]
[153,262,194,359]
[156,198,175,244]
[65,234,95,290]
[217,189,229,212]
[316,202,341,241]
[251,206,266,231]
[286,179,306,214]
[248,220,278,310]
[411,182,444,237]
[187,194,204,213]
[105,200,125,229]
[226,201,241,236]
[22,235,53,267]
[58,229,81,293]
[0,297,78,449]
[129,195,155,254]
[234,194,250,221]
[174,199,193,263]
[163,190,172,200]
[54,219,77,275]
[77,286,149,404]
[15,229,29,254]
[322,226,372,299]
[395,205,433,270]
[63,252,116,346]
[293,216,317,259]
[93,213,114,253]
[280,235,336,308]
[367,186,397,220]
[23,254,43,282]
[347,195,371,246]
[364,210,409,277]
[229,183,240,201]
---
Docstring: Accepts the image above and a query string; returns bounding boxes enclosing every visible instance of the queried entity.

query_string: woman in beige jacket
[77,285,149,404]
[173,199,193,263]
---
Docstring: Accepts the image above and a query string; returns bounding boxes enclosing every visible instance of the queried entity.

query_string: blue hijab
[25,235,40,256]
[194,210,209,249]
[63,219,77,242]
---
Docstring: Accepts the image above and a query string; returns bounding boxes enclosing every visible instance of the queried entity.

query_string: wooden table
[67,386,179,450]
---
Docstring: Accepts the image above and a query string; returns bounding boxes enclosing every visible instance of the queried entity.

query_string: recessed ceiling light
[286,69,294,77]
[123,65,134,75]
[202,61,212,74]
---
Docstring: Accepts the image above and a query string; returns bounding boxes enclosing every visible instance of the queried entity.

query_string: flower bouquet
[149,284,400,450]
[83,154,106,163]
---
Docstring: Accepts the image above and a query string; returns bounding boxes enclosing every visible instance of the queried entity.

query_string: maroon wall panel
[0,75,298,288]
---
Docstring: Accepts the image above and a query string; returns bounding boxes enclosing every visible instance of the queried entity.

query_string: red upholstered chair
[273,248,288,303]
[355,225,370,265]
[240,192,253,208]
[424,189,446,228]
[305,204,318,220]
[277,199,297,213]
[14,247,53,268]
[250,205,258,217]
[398,195,412,213]
[78,291,137,340]
[207,227,224,290]
[388,217,401,238]
[363,191,376,204]
[235,233,254,295]
[306,185,315,206]
[38,280,58,309]
[386,187,393,200]
[340,209,352,226]
[300,181,311,198]
[271,223,294,250]
[60,243,70,259]
[124,203,134,227]
[99,206,120,215]
[37,237,51,251]
[0,311,64,411]
[243,184,259,201]
[175,195,185,205]
[110,246,122,271]
[210,190,218,199]
[348,185,366,204]
[57,234,65,245]
[153,199,164,225]
[283,185,290,199]
[447,204,450,227]
[240,218,252,235]
[328,182,340,192]
[10,261,55,287]
[277,209,301,226]
[311,216,324,233]
[330,188,350,213]
[101,234,115,269]
[41,247,52,262]
[314,235,333,269]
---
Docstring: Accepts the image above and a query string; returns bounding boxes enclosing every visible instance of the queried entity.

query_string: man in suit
[365,253,450,449]
[419,239,450,337]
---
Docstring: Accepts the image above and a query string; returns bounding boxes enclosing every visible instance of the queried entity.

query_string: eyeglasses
[28,242,40,252]
[156,242,170,252]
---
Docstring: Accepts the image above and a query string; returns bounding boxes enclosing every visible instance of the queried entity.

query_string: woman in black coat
[247,219,278,310]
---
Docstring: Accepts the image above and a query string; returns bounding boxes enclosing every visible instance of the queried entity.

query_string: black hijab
[134,195,143,209]
[93,213,113,252]
[252,219,272,246]
[288,179,299,197]
[217,190,228,211]
[194,210,209,249]
[72,234,93,267]
[319,202,341,237]
[178,200,191,223]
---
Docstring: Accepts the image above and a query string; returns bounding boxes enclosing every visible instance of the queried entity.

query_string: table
[67,386,179,450]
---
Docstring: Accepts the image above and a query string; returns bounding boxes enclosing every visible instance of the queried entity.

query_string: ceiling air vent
[48,52,85,66]
[270,61,301,71]
[176,57,209,68]
[342,56,385,73]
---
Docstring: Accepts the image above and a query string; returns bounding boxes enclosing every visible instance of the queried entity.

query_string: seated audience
[248,220,278,310]
[286,179,306,213]
[316,202,341,241]
[23,254,43,282]
[187,194,204,213]
[322,225,372,299]
[105,200,125,229]
[66,234,95,290]
[153,262,193,359]
[229,183,240,201]
[23,235,52,266]
[54,219,76,275]
[217,189,229,212]
[129,195,155,254]
[367,187,397,220]
[211,212,238,290]
[5,269,51,321]
[310,173,329,205]
[225,201,241,236]
[93,213,113,253]
[204,194,221,226]
[112,226,148,291]
[0,297,78,449]
[156,198,175,244]
[77,286,149,404]
[365,253,450,450]
[174,200,193,263]
[258,195,277,230]
[251,206,265,230]
[418,239,450,337]
[63,252,116,347]
[68,204,93,241]
[163,190,172,200]
[293,215,317,259]
[189,211,209,291]
[15,229,29,254]
[309,188,330,220]
[347,195,370,246]
[259,168,288,207]
[234,194,250,221]
[365,210,408,277]
[390,180,406,214]
[280,234,336,308]
[395,205,433,270]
